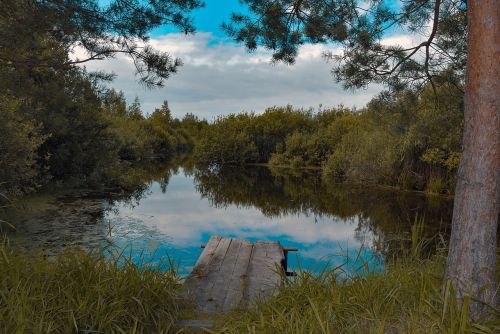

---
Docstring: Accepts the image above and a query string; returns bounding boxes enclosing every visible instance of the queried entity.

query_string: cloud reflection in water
[105,169,379,275]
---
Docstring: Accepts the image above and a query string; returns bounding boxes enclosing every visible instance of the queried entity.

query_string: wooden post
[283,246,298,276]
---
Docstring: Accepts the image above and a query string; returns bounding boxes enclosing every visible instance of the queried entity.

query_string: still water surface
[6,164,453,275]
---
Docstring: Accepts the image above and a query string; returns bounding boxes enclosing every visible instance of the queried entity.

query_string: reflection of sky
[105,169,381,275]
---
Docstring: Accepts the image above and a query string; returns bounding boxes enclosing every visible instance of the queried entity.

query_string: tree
[0,0,204,87]
[225,0,499,317]
[444,1,499,318]
[152,100,173,122]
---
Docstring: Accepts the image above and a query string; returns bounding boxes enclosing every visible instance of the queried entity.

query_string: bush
[195,107,314,165]
[193,82,463,193]
[323,125,399,184]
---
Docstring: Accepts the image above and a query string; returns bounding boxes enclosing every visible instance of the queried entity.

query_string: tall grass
[214,230,500,334]
[1,227,499,333]
[0,238,184,333]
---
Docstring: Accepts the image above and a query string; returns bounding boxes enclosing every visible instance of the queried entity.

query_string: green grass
[1,232,499,333]
[0,238,184,333]
[213,237,500,334]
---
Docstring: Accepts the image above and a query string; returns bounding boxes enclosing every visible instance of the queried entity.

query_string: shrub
[323,126,399,184]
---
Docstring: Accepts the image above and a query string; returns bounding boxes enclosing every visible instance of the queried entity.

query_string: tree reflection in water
[193,164,453,261]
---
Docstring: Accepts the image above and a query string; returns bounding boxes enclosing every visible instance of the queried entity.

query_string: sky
[77,1,413,120]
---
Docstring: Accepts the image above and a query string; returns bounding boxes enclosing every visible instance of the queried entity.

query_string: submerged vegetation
[195,80,463,195]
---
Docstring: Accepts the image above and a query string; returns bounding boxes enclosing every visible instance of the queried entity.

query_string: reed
[1,227,498,333]
[214,232,500,333]
[0,238,183,333]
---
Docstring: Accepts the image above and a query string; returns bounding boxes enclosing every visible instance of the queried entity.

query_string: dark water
[4,164,453,275]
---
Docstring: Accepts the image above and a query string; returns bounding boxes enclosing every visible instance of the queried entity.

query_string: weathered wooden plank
[200,238,246,314]
[245,241,285,305]
[221,239,252,311]
[183,236,222,296]
[192,237,232,313]
[183,237,287,315]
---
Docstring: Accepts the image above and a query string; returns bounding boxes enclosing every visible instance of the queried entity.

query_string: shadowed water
[4,163,453,275]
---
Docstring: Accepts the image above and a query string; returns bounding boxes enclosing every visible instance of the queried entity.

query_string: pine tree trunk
[444,0,500,320]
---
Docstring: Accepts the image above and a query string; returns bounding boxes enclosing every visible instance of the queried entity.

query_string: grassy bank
[215,244,500,333]
[0,239,183,333]
[1,237,498,333]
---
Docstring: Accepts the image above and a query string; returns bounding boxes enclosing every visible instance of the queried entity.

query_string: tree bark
[444,0,500,320]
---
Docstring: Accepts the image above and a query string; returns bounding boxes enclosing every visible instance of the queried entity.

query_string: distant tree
[226,0,499,318]
[102,89,128,117]
[0,0,204,87]
[127,97,144,120]
[153,100,173,122]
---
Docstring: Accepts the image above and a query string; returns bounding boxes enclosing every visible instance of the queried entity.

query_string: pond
[3,163,453,276]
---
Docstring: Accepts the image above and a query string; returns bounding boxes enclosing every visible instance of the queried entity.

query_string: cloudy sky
[76,1,415,120]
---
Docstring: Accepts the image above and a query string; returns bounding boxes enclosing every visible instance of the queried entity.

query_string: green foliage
[0,64,196,196]
[0,0,203,87]
[0,239,182,333]
[270,115,345,167]
[0,0,202,198]
[0,95,47,196]
[323,124,400,184]
[104,96,193,164]
[195,106,314,165]
[196,81,463,194]
[195,113,259,165]
[427,175,447,195]
[225,0,466,91]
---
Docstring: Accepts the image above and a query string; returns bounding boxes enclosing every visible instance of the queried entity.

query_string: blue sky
[151,0,247,38]
[81,1,420,119]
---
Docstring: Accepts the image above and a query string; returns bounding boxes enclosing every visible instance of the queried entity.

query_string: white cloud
[380,33,427,49]
[77,32,382,119]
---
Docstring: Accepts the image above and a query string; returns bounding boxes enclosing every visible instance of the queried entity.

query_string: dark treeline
[194,78,464,195]
[0,72,206,197]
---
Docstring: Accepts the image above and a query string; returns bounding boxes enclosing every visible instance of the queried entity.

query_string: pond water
[4,163,453,276]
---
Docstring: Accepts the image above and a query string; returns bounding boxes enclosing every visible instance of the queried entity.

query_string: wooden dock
[181,236,297,316]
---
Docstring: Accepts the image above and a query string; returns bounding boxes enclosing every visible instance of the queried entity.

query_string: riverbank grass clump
[0,240,184,333]
[216,245,500,333]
